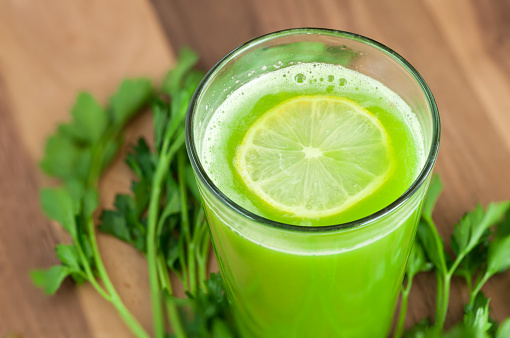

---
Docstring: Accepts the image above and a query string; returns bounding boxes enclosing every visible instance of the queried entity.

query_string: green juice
[198,62,426,337]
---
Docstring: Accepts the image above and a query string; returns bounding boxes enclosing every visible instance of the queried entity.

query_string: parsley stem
[394,280,412,338]
[448,253,466,277]
[177,150,197,295]
[179,242,189,292]
[434,272,444,326]
[188,242,197,295]
[177,150,191,244]
[74,242,110,300]
[436,274,450,329]
[196,217,210,293]
[87,276,111,302]
[157,254,186,338]
[469,270,492,306]
[465,274,473,294]
[147,183,166,338]
[86,215,150,338]
[147,129,185,338]
[434,251,470,329]
[423,216,449,329]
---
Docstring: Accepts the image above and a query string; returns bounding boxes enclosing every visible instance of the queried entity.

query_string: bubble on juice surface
[294,73,307,83]
[339,78,347,86]
[327,75,334,82]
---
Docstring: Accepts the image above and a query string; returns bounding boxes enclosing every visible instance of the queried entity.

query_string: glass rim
[185,27,441,233]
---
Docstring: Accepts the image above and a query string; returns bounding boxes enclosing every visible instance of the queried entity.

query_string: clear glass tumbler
[186,28,440,337]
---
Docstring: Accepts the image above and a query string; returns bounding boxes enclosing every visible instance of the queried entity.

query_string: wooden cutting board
[1,0,509,336]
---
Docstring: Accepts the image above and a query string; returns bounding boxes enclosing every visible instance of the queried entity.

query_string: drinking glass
[186,28,440,337]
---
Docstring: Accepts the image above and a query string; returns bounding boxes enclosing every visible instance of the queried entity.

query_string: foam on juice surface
[201,62,426,225]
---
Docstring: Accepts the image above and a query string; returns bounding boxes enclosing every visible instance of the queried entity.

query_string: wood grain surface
[1,0,509,337]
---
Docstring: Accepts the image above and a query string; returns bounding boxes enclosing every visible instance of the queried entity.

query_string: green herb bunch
[395,175,510,338]
[98,48,236,338]
[31,49,236,338]
[31,75,153,337]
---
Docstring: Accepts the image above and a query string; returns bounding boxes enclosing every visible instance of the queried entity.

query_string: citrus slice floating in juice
[235,95,394,218]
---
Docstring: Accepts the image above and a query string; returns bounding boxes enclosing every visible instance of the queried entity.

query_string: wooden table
[1,0,509,337]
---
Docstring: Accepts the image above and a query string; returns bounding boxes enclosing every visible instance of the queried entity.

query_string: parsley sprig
[31,78,153,338]
[395,175,510,337]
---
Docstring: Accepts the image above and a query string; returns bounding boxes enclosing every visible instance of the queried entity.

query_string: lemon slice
[235,95,393,218]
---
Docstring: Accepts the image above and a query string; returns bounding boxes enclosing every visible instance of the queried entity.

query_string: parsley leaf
[416,219,446,273]
[40,187,78,239]
[407,240,434,280]
[99,194,145,251]
[404,318,438,337]
[496,318,510,338]
[55,244,82,272]
[422,174,443,223]
[463,292,493,336]
[172,273,237,338]
[488,210,510,274]
[61,93,107,143]
[40,134,92,181]
[30,265,72,295]
[451,203,510,264]
[110,79,153,126]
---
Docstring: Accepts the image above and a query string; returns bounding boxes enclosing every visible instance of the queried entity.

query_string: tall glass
[186,28,440,337]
